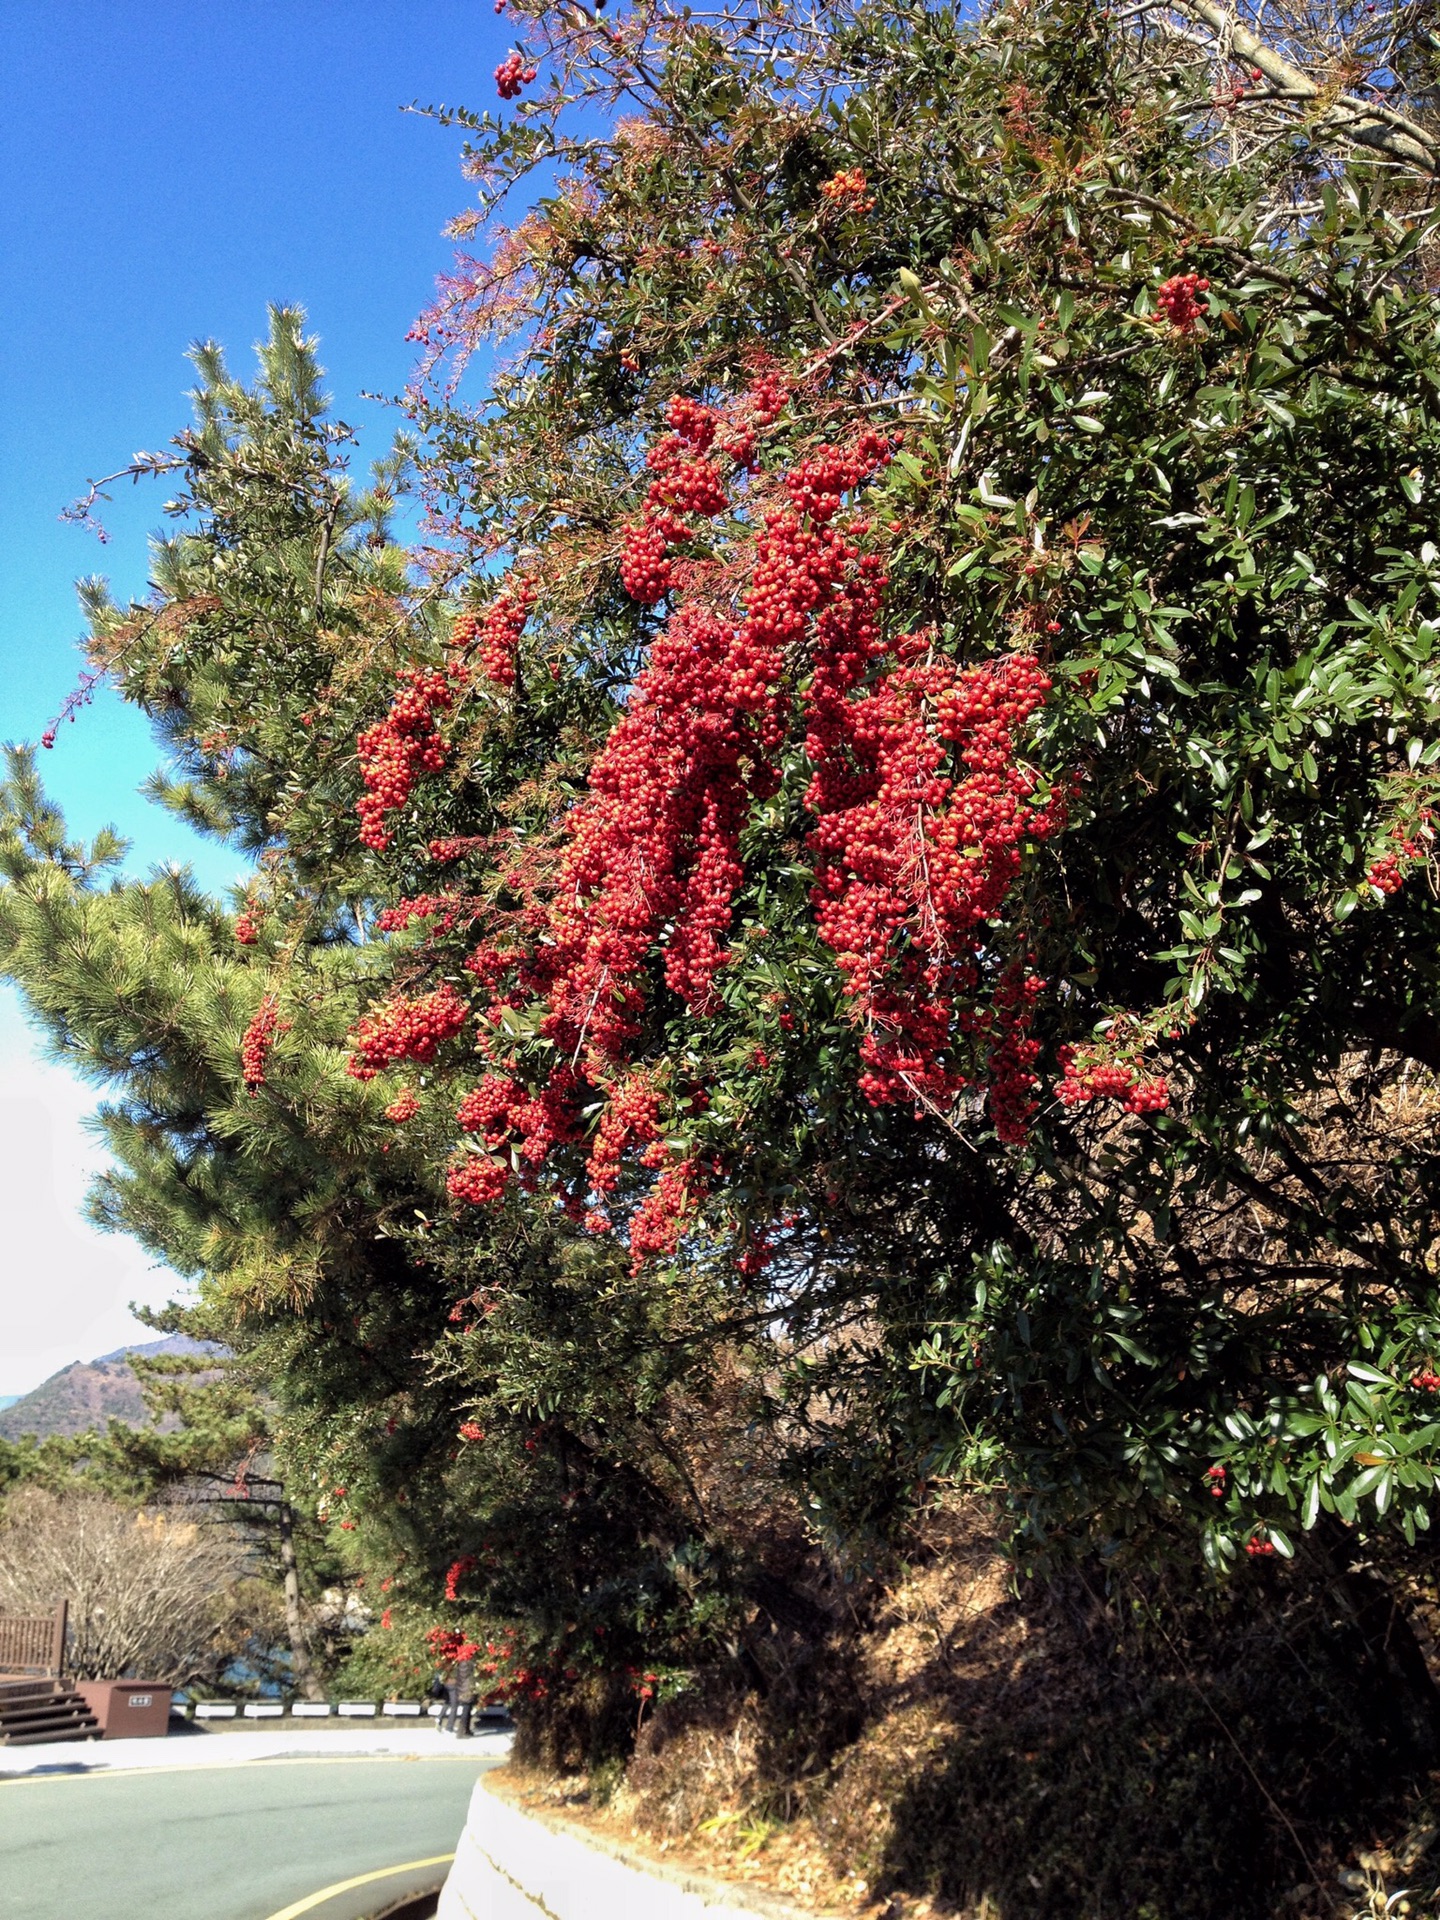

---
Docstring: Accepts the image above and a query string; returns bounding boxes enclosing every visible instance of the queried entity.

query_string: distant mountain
[0,1336,227,1442]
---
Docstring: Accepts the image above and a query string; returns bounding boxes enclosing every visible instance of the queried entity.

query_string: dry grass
[506,1496,1440,1920]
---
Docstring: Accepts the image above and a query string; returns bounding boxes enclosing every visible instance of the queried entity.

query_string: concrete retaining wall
[438,1779,795,1920]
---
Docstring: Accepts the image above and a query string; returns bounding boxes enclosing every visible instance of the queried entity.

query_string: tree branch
[1165,0,1439,173]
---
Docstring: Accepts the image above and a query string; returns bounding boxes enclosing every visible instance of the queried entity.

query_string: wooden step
[1,1697,97,1728]
[0,1711,101,1744]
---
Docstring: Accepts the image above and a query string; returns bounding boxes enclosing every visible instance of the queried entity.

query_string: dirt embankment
[506,1501,1440,1920]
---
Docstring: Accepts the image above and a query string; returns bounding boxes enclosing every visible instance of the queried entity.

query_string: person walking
[453,1652,477,1737]
[439,1649,476,1736]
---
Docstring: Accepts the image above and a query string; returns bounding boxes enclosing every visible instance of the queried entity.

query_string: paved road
[0,1750,500,1920]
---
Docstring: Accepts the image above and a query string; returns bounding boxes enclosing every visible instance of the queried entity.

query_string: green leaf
[1347,1362,1398,1388]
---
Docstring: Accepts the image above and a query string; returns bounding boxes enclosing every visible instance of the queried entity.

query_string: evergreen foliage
[7,7,1440,1893]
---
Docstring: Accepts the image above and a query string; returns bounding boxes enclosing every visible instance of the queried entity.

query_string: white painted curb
[438,1780,791,1920]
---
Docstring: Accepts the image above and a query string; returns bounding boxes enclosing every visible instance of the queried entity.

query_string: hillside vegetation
[0,1337,222,1442]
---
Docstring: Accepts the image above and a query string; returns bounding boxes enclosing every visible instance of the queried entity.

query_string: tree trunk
[276,1503,325,1702]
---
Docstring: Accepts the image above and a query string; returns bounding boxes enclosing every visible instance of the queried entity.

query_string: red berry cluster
[618,383,787,604]
[1244,1536,1276,1558]
[483,1654,550,1704]
[444,1554,478,1601]
[347,983,469,1079]
[582,1074,665,1193]
[451,577,537,687]
[646,414,728,517]
[1368,851,1409,894]
[805,621,1061,1136]
[817,168,874,213]
[385,1086,420,1123]
[735,1230,775,1279]
[1412,1368,1440,1392]
[234,912,261,946]
[456,1073,521,1145]
[375,894,468,936]
[628,1667,662,1701]
[458,1420,485,1442]
[476,1628,515,1673]
[426,1625,480,1663]
[1205,1464,1226,1498]
[619,515,677,604]
[356,668,454,852]
[664,396,717,448]
[241,996,283,1094]
[627,1161,704,1265]
[1056,1039,1169,1116]
[427,835,491,866]
[447,1154,510,1207]
[619,398,730,603]
[494,50,537,98]
[1155,272,1210,333]
[1364,801,1433,896]
[455,1069,577,1171]
[747,371,789,425]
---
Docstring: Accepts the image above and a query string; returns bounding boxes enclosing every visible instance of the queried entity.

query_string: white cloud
[0,985,190,1397]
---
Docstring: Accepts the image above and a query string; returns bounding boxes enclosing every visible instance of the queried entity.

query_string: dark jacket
[454,1657,476,1704]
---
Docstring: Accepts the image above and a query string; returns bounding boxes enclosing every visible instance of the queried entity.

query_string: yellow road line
[263,1852,454,1920]
[0,1751,489,1788]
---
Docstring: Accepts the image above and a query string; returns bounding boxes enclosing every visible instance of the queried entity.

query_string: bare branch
[1165,0,1440,172]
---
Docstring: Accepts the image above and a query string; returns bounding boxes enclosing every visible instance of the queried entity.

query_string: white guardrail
[184,1699,509,1722]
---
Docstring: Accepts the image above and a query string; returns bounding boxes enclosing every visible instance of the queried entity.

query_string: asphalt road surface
[0,1751,500,1920]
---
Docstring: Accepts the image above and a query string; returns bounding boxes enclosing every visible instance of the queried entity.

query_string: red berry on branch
[495,50,537,99]
[1156,272,1210,334]
[241,996,285,1093]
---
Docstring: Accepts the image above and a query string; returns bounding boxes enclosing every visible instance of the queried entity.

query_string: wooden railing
[0,1602,67,1676]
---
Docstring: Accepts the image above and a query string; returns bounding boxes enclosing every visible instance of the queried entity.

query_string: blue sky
[0,1,521,1393]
